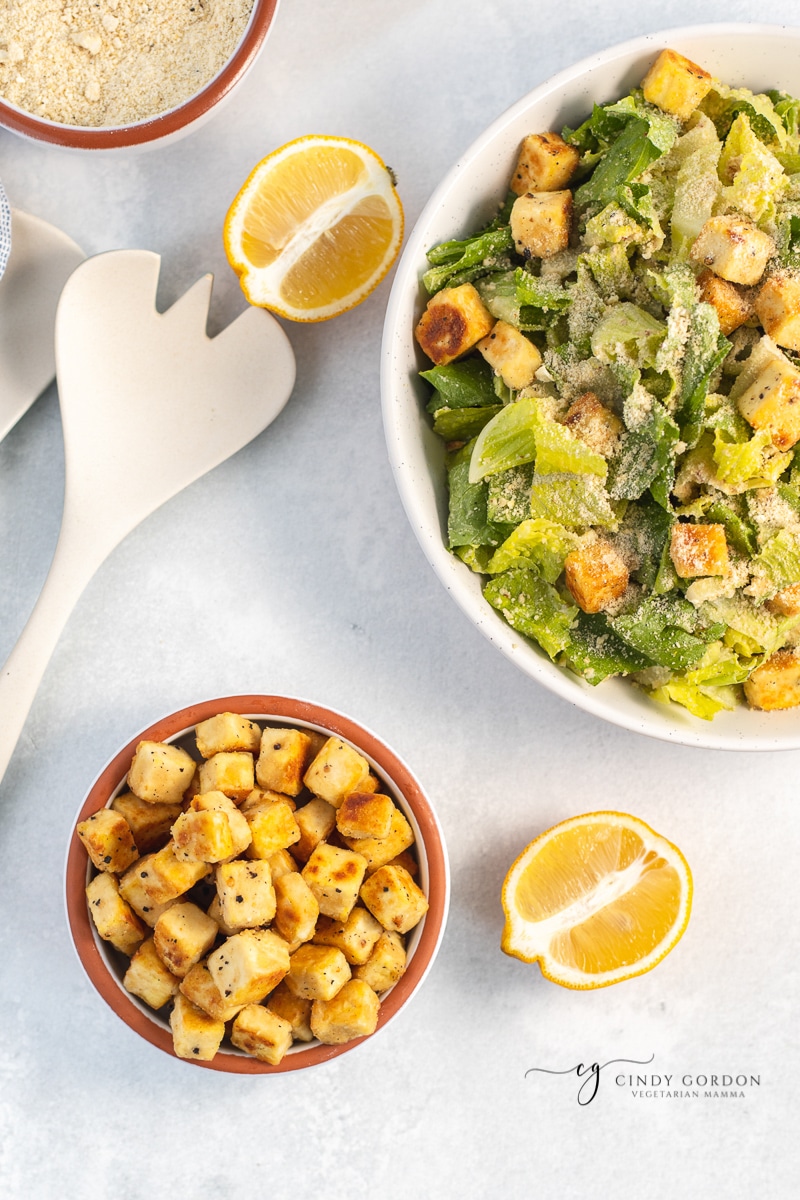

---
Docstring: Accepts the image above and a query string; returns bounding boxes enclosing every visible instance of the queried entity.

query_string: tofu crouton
[273,872,320,944]
[353,931,407,993]
[303,737,373,807]
[768,581,800,617]
[266,848,299,880]
[169,993,225,1061]
[244,799,301,859]
[215,860,276,932]
[310,979,380,1045]
[110,792,181,854]
[171,808,236,864]
[197,751,255,801]
[301,843,368,921]
[736,354,800,450]
[313,907,384,966]
[76,808,138,874]
[231,1004,294,1065]
[564,541,629,613]
[510,132,580,195]
[206,928,290,1008]
[292,798,337,862]
[285,944,351,1001]
[690,215,774,286]
[641,49,712,122]
[85,872,145,956]
[153,902,219,978]
[195,712,261,758]
[189,792,251,857]
[343,806,415,873]
[360,865,429,934]
[146,840,212,903]
[119,855,181,926]
[476,320,543,390]
[335,791,394,841]
[267,982,314,1042]
[414,282,495,366]
[127,740,196,805]
[510,191,572,259]
[669,523,729,578]
[123,937,180,1009]
[561,392,622,458]
[744,648,800,710]
[256,727,312,796]
[698,269,753,336]
[754,274,800,354]
[179,959,246,1022]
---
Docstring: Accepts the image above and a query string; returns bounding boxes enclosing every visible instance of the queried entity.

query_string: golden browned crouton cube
[285,944,351,1001]
[690,215,774,286]
[669,523,730,578]
[147,841,212,902]
[190,791,251,855]
[267,982,314,1042]
[768,581,800,617]
[256,727,312,796]
[266,848,299,879]
[244,799,301,859]
[169,992,225,1061]
[207,893,238,937]
[313,907,383,966]
[240,787,297,813]
[698,269,753,337]
[360,865,429,934]
[171,808,235,864]
[353,931,407,993]
[231,1004,294,1065]
[744,648,800,710]
[207,928,290,1007]
[119,854,180,926]
[293,798,337,862]
[111,792,181,853]
[302,843,367,921]
[123,936,180,1009]
[179,959,245,1021]
[153,901,218,978]
[510,132,580,195]
[564,540,629,614]
[216,860,276,932]
[303,737,372,807]
[273,872,319,943]
[336,792,394,841]
[197,751,255,800]
[754,274,800,354]
[85,872,145,956]
[736,353,800,450]
[77,808,138,874]
[128,740,196,805]
[414,282,495,366]
[641,48,712,122]
[195,712,261,758]
[476,320,543,390]
[310,979,380,1045]
[345,806,416,873]
[562,392,622,458]
[380,850,419,878]
[510,191,572,259]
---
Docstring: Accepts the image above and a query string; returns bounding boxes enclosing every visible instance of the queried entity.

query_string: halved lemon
[223,135,404,322]
[501,811,692,989]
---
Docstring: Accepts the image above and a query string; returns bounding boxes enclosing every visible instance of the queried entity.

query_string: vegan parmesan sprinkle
[0,0,255,127]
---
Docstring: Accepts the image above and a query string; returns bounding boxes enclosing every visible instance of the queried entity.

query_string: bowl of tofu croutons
[66,697,448,1071]
[382,25,800,750]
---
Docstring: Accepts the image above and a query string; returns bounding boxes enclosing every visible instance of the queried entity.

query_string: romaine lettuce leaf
[422,358,497,411]
[529,472,619,529]
[476,268,570,332]
[590,303,666,368]
[611,595,724,671]
[447,444,514,548]
[719,113,786,224]
[487,462,536,524]
[564,611,650,684]
[486,518,579,582]
[423,226,514,294]
[483,566,577,659]
[749,528,800,599]
[469,397,539,482]
[572,93,678,209]
[432,405,503,441]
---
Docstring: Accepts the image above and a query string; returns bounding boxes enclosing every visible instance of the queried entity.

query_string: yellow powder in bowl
[0,0,255,128]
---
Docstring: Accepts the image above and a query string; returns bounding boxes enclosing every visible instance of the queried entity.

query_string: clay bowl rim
[0,0,280,150]
[65,694,450,1073]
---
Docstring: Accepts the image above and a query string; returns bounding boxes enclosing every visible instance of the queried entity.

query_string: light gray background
[0,2,797,1197]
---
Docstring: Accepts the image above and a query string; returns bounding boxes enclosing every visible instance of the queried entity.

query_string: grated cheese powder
[0,0,255,128]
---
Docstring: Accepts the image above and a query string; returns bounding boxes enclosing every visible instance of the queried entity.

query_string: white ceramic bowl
[382,23,800,752]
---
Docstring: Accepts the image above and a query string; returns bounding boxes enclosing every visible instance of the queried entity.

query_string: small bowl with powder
[0,0,280,150]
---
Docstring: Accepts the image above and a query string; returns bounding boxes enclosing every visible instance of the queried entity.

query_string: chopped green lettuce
[611,595,724,671]
[529,472,619,529]
[486,518,579,582]
[590,303,666,368]
[447,444,513,549]
[423,226,514,294]
[564,612,650,684]
[719,113,786,224]
[422,358,497,411]
[468,398,539,482]
[483,566,576,659]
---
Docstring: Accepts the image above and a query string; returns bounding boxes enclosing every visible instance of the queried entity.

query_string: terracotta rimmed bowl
[381,23,800,752]
[0,0,280,151]
[66,695,449,1072]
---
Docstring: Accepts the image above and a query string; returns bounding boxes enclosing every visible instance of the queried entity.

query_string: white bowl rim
[381,22,800,753]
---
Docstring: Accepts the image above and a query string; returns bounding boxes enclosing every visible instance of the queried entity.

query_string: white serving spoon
[0,208,85,442]
[0,250,296,783]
